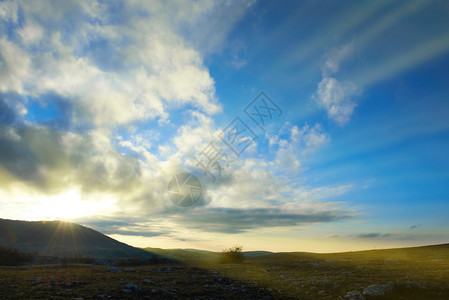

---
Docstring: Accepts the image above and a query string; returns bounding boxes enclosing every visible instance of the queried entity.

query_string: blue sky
[0,0,448,252]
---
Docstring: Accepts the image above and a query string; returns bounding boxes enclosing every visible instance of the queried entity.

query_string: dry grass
[0,244,448,299]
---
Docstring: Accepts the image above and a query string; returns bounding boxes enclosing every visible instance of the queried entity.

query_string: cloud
[17,22,43,45]
[0,37,31,93]
[0,1,361,240]
[410,224,422,229]
[354,232,434,241]
[315,77,358,126]
[0,124,143,195]
[0,0,224,129]
[166,207,355,234]
[324,234,340,239]
[357,232,391,239]
[0,1,18,22]
[80,218,166,238]
[178,0,257,55]
[321,43,353,77]
[313,43,359,126]
[269,122,330,172]
[0,0,249,219]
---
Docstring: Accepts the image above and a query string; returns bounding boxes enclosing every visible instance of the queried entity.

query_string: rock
[363,284,393,296]
[162,288,176,295]
[344,290,365,300]
[107,266,122,273]
[309,279,330,284]
[123,283,141,293]
[124,268,136,272]
[157,267,173,272]
[151,288,159,293]
[405,280,426,289]
[96,295,111,299]
[64,280,82,288]
[144,279,152,284]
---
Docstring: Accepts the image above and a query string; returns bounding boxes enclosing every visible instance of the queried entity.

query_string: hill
[143,247,274,263]
[0,219,152,258]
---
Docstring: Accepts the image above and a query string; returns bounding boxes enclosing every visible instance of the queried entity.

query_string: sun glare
[1,187,115,221]
[38,189,95,220]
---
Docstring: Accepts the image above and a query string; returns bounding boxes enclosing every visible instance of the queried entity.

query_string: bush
[0,247,33,266]
[115,255,171,266]
[59,255,95,265]
[219,245,244,264]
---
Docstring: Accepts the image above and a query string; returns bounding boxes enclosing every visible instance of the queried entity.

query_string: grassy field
[1,244,448,299]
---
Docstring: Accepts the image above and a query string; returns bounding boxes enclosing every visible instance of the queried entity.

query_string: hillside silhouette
[0,219,151,258]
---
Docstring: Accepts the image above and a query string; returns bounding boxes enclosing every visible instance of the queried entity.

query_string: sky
[0,0,449,253]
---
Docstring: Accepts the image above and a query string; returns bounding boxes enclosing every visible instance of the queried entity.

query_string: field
[1,244,449,299]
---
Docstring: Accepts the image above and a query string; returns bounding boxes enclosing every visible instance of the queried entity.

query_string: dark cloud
[410,224,422,229]
[0,121,143,195]
[354,232,429,240]
[357,233,392,238]
[103,229,164,238]
[169,207,355,234]
[78,218,167,238]
[0,125,44,184]
[0,95,17,124]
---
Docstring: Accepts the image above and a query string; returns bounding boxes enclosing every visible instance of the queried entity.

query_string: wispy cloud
[410,224,422,230]
[357,233,392,239]
[313,43,359,125]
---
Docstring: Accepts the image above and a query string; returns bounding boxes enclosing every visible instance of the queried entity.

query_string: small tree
[219,245,244,264]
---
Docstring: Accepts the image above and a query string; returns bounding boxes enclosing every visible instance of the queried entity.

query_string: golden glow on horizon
[108,233,443,254]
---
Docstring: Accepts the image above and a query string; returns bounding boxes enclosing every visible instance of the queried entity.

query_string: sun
[1,186,115,221]
[38,189,95,220]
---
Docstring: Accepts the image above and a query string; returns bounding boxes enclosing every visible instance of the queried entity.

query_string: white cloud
[17,22,43,45]
[269,122,330,172]
[314,43,359,126]
[0,1,18,22]
[0,0,357,236]
[321,43,353,77]
[316,77,358,126]
[0,37,31,93]
[0,0,224,128]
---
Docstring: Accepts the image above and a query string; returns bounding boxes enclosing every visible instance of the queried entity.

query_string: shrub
[219,245,244,264]
[0,247,33,266]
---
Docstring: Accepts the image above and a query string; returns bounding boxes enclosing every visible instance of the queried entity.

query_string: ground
[1,244,449,299]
